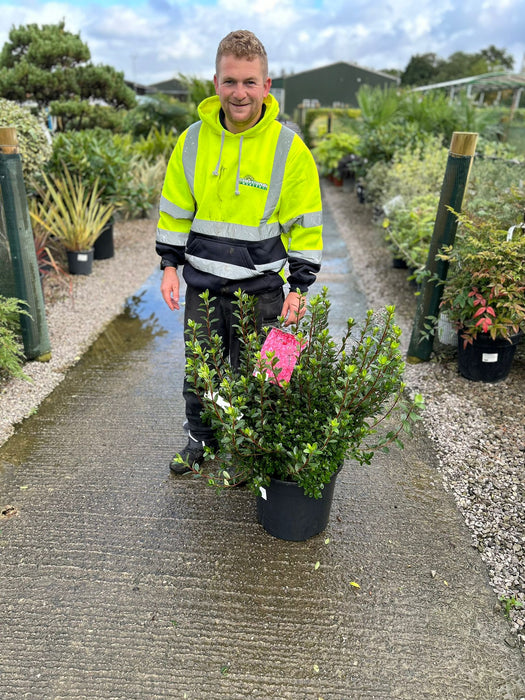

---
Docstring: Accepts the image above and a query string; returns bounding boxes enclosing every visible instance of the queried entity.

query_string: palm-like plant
[30,164,114,252]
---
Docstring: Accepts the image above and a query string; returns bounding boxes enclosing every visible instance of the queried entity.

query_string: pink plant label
[255,328,306,386]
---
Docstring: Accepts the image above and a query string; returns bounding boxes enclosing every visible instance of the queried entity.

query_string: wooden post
[0,127,19,154]
[406,132,478,364]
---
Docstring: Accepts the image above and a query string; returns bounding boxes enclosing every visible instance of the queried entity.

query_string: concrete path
[0,189,524,699]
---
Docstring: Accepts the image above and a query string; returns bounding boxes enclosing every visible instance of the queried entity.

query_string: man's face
[214,55,271,133]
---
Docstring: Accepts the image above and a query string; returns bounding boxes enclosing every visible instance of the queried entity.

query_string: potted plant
[311,132,360,183]
[29,164,115,275]
[177,287,424,540]
[438,208,525,382]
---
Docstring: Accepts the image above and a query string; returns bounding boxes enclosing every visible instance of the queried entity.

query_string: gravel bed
[325,181,525,647]
[1,187,524,646]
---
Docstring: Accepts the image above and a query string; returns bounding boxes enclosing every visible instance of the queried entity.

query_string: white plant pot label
[259,486,267,500]
[77,253,88,262]
[482,353,499,363]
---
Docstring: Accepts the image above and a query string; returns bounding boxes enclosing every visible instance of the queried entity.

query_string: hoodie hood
[197,93,281,195]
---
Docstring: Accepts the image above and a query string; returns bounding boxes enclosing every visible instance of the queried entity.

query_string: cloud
[0,0,522,84]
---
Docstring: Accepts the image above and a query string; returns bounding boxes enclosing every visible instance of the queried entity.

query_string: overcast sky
[0,0,523,86]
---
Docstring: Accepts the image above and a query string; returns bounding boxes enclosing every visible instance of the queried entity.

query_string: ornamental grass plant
[179,287,424,498]
[29,164,115,252]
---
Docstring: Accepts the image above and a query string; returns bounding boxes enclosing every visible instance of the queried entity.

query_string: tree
[479,45,514,72]
[400,53,445,86]
[401,46,515,87]
[0,21,136,130]
[435,51,488,82]
[177,73,215,105]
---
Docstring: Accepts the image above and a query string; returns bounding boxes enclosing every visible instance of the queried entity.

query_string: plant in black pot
[29,164,115,275]
[177,287,424,540]
[438,208,525,382]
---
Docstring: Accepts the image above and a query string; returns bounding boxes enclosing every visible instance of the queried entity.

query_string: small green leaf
[314,561,320,570]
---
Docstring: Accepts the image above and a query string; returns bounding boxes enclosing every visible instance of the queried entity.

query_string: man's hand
[160,267,180,310]
[281,291,306,327]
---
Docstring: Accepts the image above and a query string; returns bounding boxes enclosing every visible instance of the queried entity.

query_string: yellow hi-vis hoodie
[156,93,322,294]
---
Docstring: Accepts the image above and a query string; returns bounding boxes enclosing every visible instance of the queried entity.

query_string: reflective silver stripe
[301,211,323,228]
[186,255,285,280]
[282,210,323,233]
[159,195,195,221]
[182,122,201,197]
[156,228,188,246]
[193,218,281,242]
[288,249,322,264]
[261,126,295,224]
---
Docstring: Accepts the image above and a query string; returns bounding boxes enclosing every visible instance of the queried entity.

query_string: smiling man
[156,29,323,473]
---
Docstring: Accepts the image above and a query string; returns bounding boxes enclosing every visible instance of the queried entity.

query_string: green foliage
[400,91,457,139]
[357,121,427,168]
[498,595,524,620]
[356,85,403,127]
[124,95,193,138]
[311,131,360,176]
[401,45,514,86]
[45,129,145,216]
[177,73,215,105]
[464,157,525,226]
[383,194,439,275]
[401,53,444,87]
[305,108,360,148]
[0,98,52,181]
[0,21,136,129]
[132,126,178,162]
[0,296,30,381]
[29,164,115,251]
[181,287,424,498]
[366,134,447,206]
[50,99,127,132]
[438,209,525,344]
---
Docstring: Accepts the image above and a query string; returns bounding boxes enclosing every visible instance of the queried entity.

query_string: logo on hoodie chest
[238,174,268,191]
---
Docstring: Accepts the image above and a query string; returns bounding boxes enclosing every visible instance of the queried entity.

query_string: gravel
[1,185,524,646]
[326,182,525,647]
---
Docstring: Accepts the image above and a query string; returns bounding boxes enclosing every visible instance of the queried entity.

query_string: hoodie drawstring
[212,131,225,176]
[212,131,244,197]
[235,136,244,196]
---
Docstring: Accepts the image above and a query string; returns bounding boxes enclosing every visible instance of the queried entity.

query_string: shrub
[0,98,52,181]
[0,295,30,380]
[311,131,360,177]
[45,128,151,218]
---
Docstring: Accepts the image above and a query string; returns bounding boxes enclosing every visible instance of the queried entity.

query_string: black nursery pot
[256,467,341,541]
[67,248,94,275]
[457,331,522,382]
[94,219,114,260]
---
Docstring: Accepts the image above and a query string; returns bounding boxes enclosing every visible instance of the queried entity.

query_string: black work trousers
[183,284,284,442]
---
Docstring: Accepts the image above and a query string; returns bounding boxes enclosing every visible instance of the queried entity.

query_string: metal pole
[0,127,52,361]
[406,132,478,363]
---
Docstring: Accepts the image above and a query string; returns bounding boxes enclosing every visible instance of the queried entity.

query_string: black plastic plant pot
[256,467,341,541]
[457,331,522,382]
[67,248,94,275]
[94,220,114,260]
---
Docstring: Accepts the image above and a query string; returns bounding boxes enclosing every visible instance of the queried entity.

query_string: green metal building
[271,61,399,116]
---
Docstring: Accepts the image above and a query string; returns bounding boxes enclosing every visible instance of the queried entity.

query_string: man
[156,29,323,473]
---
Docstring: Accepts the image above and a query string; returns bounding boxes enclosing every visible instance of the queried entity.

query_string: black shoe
[169,435,217,474]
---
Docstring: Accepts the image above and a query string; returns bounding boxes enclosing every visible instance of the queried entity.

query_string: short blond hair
[215,30,268,78]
